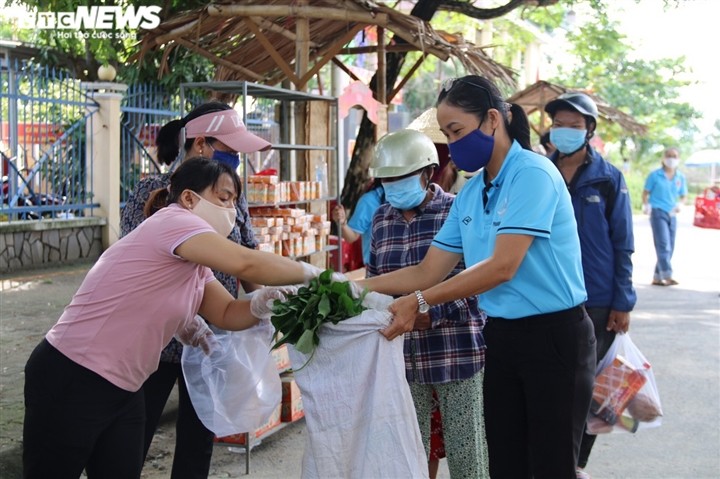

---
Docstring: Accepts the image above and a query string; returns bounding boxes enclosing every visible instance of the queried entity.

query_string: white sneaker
[576,469,591,479]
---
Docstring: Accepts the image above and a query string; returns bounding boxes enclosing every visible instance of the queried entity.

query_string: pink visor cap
[184,110,271,153]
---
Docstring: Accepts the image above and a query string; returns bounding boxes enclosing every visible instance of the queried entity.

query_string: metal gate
[1,61,99,220]
[120,83,180,207]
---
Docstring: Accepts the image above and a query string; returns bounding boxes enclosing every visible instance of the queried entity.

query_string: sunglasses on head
[440,78,494,105]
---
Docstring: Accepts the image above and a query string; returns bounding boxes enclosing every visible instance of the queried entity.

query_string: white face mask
[188,191,235,237]
[663,157,680,169]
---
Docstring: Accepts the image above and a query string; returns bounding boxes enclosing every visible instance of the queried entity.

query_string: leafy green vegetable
[270,269,366,356]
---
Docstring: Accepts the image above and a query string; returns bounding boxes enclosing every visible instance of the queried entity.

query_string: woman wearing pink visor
[121,102,270,479]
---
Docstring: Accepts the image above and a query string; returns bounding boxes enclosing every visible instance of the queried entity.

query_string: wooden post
[377,26,386,105]
[376,26,387,140]
[295,0,310,92]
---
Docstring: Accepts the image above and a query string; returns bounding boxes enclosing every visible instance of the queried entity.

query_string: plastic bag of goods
[587,333,663,434]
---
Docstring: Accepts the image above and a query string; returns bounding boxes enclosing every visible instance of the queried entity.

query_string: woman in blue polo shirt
[359,75,595,479]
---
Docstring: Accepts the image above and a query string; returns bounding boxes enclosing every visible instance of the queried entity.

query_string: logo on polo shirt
[462,216,472,225]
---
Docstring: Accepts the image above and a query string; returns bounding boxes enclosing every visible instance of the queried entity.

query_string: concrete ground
[1,209,718,478]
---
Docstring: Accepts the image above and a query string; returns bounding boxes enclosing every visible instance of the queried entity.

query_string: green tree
[703,120,720,149]
[555,19,700,164]
[4,0,213,88]
[339,0,569,211]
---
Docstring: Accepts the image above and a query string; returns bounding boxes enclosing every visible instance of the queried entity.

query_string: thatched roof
[507,80,647,136]
[135,0,515,95]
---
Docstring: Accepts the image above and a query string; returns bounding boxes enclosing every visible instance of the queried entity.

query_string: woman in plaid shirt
[366,129,489,478]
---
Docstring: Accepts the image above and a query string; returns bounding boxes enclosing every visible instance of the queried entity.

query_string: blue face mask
[383,173,427,211]
[550,127,587,154]
[448,128,495,173]
[210,146,240,170]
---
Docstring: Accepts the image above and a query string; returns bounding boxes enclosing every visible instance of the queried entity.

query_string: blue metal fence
[1,61,99,220]
[120,84,180,206]
[2,69,289,220]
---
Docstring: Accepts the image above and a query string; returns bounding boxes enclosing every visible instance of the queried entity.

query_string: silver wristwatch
[414,290,430,314]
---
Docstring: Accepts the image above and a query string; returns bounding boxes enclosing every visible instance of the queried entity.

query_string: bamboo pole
[154,19,200,45]
[244,17,301,85]
[250,16,320,48]
[331,58,362,83]
[340,44,418,54]
[174,38,264,81]
[377,26,386,105]
[388,52,428,103]
[295,0,310,91]
[298,24,365,88]
[207,5,389,26]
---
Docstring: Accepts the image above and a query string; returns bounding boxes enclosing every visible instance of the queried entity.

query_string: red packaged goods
[590,354,646,425]
[248,175,279,184]
[280,373,304,422]
[215,404,282,444]
[289,182,305,202]
[251,217,275,227]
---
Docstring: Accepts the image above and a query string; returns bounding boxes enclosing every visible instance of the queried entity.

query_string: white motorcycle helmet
[370,129,439,179]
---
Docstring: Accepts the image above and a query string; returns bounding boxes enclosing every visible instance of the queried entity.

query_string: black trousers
[483,306,596,479]
[142,361,214,479]
[577,307,617,468]
[23,339,145,479]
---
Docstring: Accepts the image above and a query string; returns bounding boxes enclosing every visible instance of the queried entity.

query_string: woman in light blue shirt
[332,181,384,266]
[360,75,595,479]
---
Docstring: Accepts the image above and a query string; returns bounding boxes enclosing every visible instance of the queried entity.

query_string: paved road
[1,210,718,478]
[227,210,720,479]
[580,210,720,478]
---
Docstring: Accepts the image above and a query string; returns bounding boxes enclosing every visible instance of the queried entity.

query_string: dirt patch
[0,262,311,479]
[1,264,93,477]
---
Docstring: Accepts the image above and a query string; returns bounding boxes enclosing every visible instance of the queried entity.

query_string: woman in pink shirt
[23,158,316,479]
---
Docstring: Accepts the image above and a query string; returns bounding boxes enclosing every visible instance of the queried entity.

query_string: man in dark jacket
[545,92,637,479]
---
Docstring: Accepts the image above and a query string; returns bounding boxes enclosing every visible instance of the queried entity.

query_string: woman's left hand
[381,294,418,341]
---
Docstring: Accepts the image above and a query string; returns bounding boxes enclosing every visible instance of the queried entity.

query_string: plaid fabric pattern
[367,185,486,384]
[120,173,257,363]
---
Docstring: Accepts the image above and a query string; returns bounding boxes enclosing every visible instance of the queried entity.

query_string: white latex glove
[331,271,365,299]
[330,271,348,282]
[197,331,220,356]
[642,203,651,215]
[175,315,219,356]
[301,262,323,283]
[250,286,299,320]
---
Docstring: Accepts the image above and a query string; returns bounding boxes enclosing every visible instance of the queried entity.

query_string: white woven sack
[289,292,428,479]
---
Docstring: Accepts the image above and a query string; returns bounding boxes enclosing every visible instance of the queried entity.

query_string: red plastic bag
[587,333,663,434]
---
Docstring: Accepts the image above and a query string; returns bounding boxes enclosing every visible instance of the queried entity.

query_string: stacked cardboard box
[271,343,291,372]
[247,175,324,204]
[250,208,331,258]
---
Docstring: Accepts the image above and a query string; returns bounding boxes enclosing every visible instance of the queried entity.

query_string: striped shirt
[366,185,485,384]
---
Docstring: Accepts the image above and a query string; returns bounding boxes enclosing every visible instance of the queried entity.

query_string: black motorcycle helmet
[544,92,599,134]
